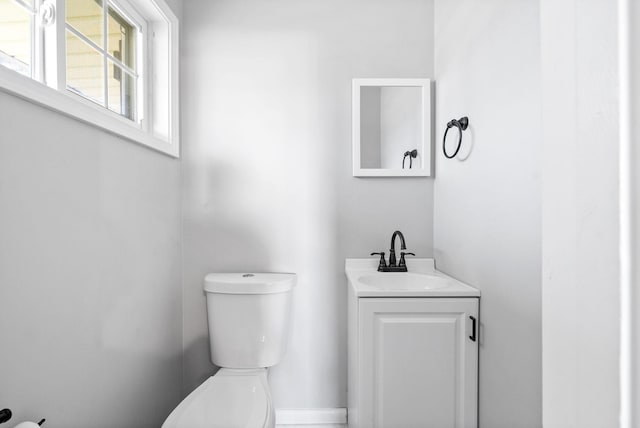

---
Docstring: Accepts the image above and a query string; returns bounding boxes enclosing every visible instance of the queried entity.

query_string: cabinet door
[359,298,478,428]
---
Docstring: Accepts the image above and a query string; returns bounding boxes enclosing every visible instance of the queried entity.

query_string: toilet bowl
[162,369,274,428]
[162,273,295,428]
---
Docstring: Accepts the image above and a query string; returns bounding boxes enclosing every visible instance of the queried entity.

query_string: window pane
[66,0,103,47]
[66,30,104,104]
[0,0,32,77]
[107,60,135,119]
[108,7,135,69]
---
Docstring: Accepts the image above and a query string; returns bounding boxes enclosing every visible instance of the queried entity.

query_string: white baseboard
[275,408,347,427]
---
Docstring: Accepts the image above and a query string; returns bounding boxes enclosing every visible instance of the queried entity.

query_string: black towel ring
[443,116,469,159]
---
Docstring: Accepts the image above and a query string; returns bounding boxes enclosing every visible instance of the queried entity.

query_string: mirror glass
[360,86,422,169]
[352,78,432,177]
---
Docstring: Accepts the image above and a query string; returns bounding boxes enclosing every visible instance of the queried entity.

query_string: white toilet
[162,272,296,428]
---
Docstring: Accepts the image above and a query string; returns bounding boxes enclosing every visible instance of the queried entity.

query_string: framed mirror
[352,78,432,177]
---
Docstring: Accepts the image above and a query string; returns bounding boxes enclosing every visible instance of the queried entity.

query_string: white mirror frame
[352,78,432,177]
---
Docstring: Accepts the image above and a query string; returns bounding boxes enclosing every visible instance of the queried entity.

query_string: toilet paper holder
[0,409,45,426]
[0,409,11,424]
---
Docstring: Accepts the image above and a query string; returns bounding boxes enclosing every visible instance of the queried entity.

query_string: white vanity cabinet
[346,259,480,428]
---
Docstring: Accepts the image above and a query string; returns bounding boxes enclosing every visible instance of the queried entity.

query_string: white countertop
[345,258,480,297]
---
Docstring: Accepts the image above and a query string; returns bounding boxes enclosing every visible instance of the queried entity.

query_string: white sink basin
[357,272,452,290]
[345,258,480,297]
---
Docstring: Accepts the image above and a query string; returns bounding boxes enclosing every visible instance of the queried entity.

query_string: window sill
[0,66,179,158]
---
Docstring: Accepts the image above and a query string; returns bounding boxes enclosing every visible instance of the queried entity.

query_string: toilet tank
[203,273,296,369]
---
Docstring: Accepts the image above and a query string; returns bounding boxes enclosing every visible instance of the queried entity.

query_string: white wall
[0,2,183,424]
[433,1,542,427]
[628,0,640,422]
[0,92,183,427]
[181,0,435,409]
[540,0,621,426]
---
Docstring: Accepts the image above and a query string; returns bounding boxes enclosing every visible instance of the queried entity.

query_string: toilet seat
[162,368,273,428]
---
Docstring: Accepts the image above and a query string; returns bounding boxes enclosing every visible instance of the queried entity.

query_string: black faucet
[371,230,415,272]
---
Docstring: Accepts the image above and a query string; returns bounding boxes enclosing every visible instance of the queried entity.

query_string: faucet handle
[398,252,415,268]
[370,252,387,270]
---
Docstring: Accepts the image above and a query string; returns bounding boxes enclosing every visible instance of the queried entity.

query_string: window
[65,0,141,120]
[0,0,36,77]
[0,0,179,157]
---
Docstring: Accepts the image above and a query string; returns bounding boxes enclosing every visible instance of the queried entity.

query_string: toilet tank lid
[204,273,296,294]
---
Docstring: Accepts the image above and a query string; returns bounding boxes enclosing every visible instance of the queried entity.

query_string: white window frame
[0,0,180,157]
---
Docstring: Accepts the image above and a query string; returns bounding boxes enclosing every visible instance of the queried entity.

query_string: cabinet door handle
[469,316,477,342]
